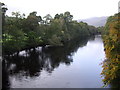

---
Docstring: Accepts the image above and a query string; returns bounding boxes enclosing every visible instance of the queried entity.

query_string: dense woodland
[101,13,120,88]
[1,3,98,54]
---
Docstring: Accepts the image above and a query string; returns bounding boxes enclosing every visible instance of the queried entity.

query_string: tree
[63,11,73,23]
[54,14,60,19]
[43,14,53,24]
[101,13,120,87]
[23,11,42,33]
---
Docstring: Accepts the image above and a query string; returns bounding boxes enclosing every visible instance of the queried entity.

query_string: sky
[1,0,120,20]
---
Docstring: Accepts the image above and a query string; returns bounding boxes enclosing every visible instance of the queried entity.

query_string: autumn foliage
[101,13,120,87]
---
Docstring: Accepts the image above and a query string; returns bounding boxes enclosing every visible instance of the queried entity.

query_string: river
[3,35,106,88]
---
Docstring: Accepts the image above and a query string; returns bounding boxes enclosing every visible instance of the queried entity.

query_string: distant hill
[78,16,108,27]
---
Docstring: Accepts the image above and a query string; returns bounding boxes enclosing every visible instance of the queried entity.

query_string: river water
[3,35,106,88]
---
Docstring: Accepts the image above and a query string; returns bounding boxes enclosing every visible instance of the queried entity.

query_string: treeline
[101,13,120,88]
[2,3,98,54]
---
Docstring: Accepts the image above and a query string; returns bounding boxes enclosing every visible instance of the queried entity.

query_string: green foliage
[101,13,120,87]
[2,10,99,55]
[25,31,43,47]
[2,33,26,54]
[48,35,62,46]
[97,26,104,34]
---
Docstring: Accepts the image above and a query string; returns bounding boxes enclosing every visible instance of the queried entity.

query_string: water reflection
[2,37,90,88]
[2,60,11,90]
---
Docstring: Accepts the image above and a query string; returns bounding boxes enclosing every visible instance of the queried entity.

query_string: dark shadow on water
[2,36,93,89]
[2,60,10,90]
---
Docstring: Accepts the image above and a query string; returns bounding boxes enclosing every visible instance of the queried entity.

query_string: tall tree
[43,14,53,24]
[23,11,42,32]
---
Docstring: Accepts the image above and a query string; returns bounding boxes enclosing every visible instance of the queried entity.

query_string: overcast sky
[1,0,120,20]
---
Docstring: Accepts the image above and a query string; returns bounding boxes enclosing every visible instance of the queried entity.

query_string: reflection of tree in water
[43,37,89,68]
[2,60,10,90]
[2,37,90,88]
[87,35,95,41]
[110,78,120,89]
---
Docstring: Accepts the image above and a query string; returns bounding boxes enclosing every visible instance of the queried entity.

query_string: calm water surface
[3,35,106,88]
